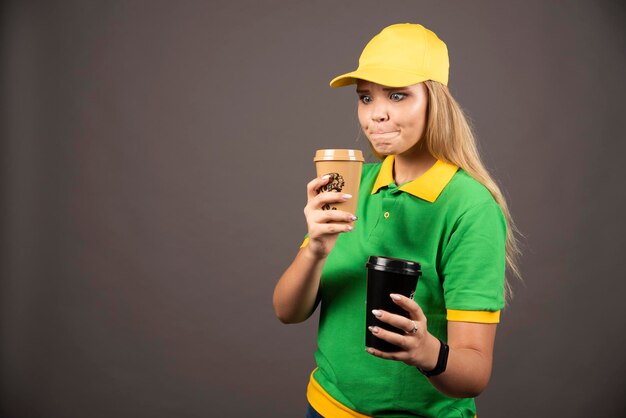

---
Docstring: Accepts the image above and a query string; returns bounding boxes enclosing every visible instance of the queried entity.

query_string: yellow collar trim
[371,155,459,202]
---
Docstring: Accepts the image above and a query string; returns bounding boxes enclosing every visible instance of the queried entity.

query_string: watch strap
[418,338,449,377]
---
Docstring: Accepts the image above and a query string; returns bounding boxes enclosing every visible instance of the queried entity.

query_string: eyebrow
[356,87,409,94]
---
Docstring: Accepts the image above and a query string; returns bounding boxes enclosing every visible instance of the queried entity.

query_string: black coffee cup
[365,256,422,352]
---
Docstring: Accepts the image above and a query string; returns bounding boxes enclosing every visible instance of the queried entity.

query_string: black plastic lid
[366,255,421,276]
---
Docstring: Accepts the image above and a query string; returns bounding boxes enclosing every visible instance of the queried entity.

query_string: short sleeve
[440,201,506,312]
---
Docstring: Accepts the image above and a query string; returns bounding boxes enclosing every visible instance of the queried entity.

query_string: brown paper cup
[314,149,364,215]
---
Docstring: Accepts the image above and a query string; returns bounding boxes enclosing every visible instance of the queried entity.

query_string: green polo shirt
[304,156,506,418]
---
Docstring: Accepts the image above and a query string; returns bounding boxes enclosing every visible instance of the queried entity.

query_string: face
[356,81,428,157]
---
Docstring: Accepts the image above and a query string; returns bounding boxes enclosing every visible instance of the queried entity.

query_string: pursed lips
[369,130,400,140]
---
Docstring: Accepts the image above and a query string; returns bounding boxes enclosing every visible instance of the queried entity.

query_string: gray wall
[1,1,625,417]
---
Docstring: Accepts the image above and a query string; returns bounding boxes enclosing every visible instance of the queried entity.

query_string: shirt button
[383,211,390,219]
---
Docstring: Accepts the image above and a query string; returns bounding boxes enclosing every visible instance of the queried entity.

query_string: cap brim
[329,67,430,88]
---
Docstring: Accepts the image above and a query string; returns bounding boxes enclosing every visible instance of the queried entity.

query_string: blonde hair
[367,80,522,300]
[421,80,522,299]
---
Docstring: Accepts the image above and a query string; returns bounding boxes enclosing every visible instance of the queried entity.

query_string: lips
[369,130,399,140]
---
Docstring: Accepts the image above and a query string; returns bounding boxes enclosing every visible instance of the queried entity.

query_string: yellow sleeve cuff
[446,309,500,324]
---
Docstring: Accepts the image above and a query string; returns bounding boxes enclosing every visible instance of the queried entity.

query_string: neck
[392,145,437,185]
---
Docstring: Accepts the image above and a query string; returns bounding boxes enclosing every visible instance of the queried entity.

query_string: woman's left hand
[366,293,440,370]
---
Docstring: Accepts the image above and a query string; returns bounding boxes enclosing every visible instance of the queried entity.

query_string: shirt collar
[371,155,459,202]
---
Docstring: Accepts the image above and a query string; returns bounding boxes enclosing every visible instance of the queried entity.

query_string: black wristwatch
[417,338,449,377]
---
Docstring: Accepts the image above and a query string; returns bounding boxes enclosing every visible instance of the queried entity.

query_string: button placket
[382,193,398,221]
[382,184,402,221]
[368,186,399,243]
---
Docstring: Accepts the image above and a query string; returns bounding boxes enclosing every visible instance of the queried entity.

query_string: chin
[372,150,390,158]
[372,145,394,156]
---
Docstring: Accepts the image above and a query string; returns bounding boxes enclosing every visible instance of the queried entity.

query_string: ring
[408,321,418,335]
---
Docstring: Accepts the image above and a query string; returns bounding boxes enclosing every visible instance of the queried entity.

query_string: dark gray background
[1,1,625,417]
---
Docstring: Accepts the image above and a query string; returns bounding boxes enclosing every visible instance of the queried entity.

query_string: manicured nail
[345,225,353,232]
[351,215,358,221]
[368,326,380,334]
[372,309,383,318]
[365,347,374,354]
[342,194,352,199]
[390,294,401,301]
[322,175,330,180]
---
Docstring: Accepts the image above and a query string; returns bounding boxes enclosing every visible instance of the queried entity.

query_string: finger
[306,175,331,200]
[310,191,353,210]
[367,325,407,349]
[309,222,354,237]
[308,209,357,224]
[371,309,416,333]
[390,293,426,322]
[365,346,408,362]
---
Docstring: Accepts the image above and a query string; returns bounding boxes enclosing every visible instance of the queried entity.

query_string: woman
[273,23,521,418]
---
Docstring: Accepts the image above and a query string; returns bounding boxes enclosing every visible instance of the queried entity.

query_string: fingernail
[322,175,330,180]
[372,309,382,318]
[342,194,352,199]
[390,294,401,301]
[345,225,353,232]
[351,215,358,221]
[365,347,374,354]
[368,326,379,334]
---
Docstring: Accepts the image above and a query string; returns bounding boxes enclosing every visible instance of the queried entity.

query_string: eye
[359,95,372,104]
[389,92,407,102]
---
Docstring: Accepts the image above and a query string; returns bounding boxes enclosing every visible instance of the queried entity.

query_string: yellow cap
[330,23,449,88]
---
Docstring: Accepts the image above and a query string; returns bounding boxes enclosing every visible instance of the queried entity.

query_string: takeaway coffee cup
[314,149,364,215]
[365,256,422,352]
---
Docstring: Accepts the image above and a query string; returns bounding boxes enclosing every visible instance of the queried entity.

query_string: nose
[370,101,389,122]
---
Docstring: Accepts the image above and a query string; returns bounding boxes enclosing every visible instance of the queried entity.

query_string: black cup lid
[366,255,421,276]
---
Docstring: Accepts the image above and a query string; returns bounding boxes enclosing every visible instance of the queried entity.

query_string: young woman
[273,23,521,418]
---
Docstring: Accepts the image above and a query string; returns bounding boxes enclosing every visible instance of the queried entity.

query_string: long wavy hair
[369,80,522,300]
[426,81,522,299]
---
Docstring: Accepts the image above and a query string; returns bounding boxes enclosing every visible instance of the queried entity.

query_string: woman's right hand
[303,175,357,259]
